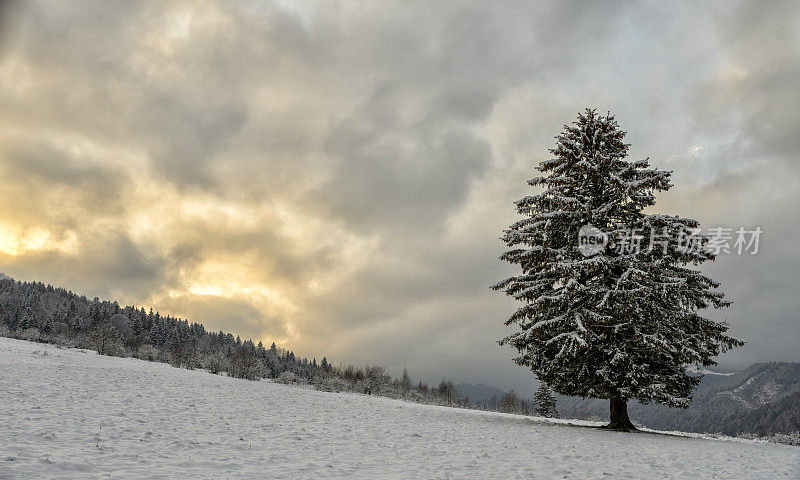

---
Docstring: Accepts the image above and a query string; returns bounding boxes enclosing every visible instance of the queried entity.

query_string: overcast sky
[1,0,798,396]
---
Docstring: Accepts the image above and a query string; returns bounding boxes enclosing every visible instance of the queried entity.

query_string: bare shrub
[276,371,307,385]
[18,327,41,342]
[201,351,229,375]
[314,375,346,392]
[50,334,78,349]
[228,347,263,380]
[90,320,121,356]
[169,340,199,369]
[136,344,163,362]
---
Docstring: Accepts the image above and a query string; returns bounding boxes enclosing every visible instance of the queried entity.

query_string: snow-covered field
[1,338,797,479]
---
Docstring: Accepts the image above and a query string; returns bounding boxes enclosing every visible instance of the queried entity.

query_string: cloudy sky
[1,0,798,395]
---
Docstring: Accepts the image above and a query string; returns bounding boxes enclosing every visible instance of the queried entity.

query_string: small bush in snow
[169,340,199,370]
[49,334,78,349]
[104,343,128,358]
[201,351,229,375]
[768,431,800,446]
[276,371,307,385]
[136,344,163,362]
[314,375,347,392]
[739,431,800,447]
[18,328,41,342]
[228,347,264,380]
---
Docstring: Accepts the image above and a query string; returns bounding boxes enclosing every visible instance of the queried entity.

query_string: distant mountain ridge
[556,361,800,435]
[458,362,800,436]
[455,383,506,404]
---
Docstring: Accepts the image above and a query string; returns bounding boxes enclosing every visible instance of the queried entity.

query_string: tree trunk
[605,394,637,431]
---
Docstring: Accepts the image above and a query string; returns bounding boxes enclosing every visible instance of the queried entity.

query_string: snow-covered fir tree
[493,109,744,430]
[533,382,559,418]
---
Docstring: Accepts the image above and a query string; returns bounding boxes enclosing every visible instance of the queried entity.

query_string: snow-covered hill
[455,382,506,403]
[1,338,797,479]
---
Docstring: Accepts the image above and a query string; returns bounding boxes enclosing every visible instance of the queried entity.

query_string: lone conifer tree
[493,109,743,430]
[533,382,559,418]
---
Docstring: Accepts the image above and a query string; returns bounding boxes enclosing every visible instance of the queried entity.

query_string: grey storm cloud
[0,0,798,395]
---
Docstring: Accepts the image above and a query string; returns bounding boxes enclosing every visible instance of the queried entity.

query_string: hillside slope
[1,338,796,479]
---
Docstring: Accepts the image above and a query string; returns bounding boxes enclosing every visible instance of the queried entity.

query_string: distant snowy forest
[0,276,557,416]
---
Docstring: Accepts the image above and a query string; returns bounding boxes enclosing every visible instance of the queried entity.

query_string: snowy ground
[1,337,797,479]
